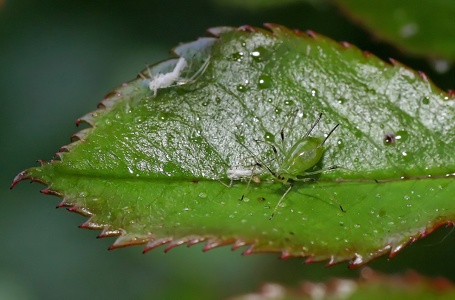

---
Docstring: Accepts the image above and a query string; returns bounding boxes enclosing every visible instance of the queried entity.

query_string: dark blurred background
[1,0,454,299]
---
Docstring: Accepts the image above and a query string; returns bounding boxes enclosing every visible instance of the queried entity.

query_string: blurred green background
[1,0,453,299]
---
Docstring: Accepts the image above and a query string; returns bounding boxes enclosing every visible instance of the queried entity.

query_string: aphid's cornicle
[233,112,341,220]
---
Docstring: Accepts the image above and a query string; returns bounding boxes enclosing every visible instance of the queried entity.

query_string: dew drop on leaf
[258,74,272,89]
[264,132,275,143]
[237,84,246,92]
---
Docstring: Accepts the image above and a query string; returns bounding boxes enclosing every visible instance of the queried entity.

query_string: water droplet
[236,135,245,143]
[198,193,207,198]
[395,130,409,142]
[337,98,347,104]
[422,96,430,105]
[251,46,268,62]
[237,84,247,92]
[337,139,344,149]
[284,100,294,106]
[231,52,244,62]
[190,135,203,143]
[274,107,282,114]
[215,97,221,103]
[407,203,412,207]
[251,51,260,57]
[310,89,318,97]
[183,207,190,211]
[354,224,361,228]
[267,98,273,103]
[158,112,172,121]
[264,132,275,143]
[257,75,272,89]
[201,100,209,106]
[404,195,410,200]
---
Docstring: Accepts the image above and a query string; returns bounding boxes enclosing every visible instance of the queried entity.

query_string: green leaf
[232,269,455,299]
[12,24,455,266]
[336,0,455,60]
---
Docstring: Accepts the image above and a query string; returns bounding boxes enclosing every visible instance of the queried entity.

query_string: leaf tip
[340,41,351,48]
[10,170,30,189]
[305,30,317,38]
[418,71,429,81]
[238,25,256,32]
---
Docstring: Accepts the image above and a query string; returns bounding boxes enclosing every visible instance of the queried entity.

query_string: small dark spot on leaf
[384,133,396,145]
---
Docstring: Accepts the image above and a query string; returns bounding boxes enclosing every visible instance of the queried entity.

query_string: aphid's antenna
[305,113,323,138]
[318,123,339,148]
[177,55,211,85]
[279,109,299,151]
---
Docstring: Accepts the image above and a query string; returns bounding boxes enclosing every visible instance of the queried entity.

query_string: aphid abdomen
[280,137,324,177]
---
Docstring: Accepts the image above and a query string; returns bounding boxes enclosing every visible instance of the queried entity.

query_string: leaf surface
[13,25,455,267]
[336,0,455,60]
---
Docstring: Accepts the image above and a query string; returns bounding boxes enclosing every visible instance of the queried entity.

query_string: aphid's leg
[254,139,281,167]
[269,183,292,220]
[269,178,315,220]
[218,178,233,188]
[234,134,277,178]
[294,167,346,213]
[240,163,261,201]
[301,165,338,177]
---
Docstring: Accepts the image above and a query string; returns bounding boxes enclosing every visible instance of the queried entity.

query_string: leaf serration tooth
[143,238,173,253]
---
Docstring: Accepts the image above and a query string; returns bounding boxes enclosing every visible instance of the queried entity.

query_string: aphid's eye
[257,197,266,202]
[383,133,396,145]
